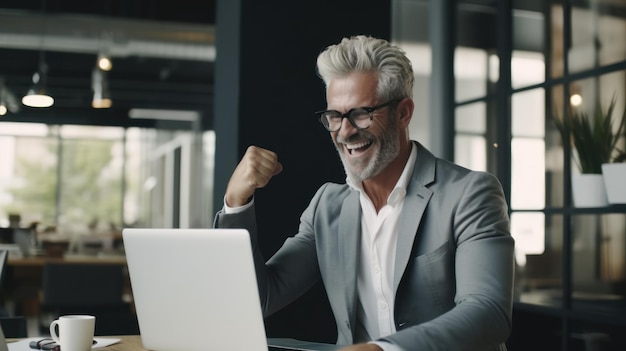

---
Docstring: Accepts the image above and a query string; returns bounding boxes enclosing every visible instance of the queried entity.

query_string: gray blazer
[215,142,515,351]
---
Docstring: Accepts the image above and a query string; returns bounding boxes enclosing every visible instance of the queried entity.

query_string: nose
[336,116,358,138]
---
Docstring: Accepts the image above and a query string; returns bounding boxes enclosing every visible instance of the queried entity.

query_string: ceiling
[0,0,216,130]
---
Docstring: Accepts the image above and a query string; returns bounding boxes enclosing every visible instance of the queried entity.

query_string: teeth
[346,141,370,154]
[346,141,369,150]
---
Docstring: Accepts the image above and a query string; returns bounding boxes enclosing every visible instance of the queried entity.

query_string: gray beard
[335,118,400,183]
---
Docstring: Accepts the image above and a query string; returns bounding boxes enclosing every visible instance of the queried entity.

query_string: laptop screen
[123,228,268,351]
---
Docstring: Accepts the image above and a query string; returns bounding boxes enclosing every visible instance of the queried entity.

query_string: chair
[0,229,13,244]
[0,316,27,338]
[0,250,8,288]
[40,263,139,336]
[0,250,29,338]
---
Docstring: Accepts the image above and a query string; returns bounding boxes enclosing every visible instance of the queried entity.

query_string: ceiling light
[0,77,20,115]
[92,67,112,108]
[97,53,112,71]
[0,81,8,115]
[22,62,54,108]
[570,94,583,107]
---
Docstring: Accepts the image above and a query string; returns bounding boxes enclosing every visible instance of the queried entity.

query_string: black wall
[214,0,391,343]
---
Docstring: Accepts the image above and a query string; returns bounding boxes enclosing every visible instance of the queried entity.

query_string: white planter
[572,174,609,208]
[601,163,626,204]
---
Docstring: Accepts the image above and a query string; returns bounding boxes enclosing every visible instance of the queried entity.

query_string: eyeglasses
[315,99,402,132]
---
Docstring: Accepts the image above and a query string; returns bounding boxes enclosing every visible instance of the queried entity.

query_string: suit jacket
[215,142,515,351]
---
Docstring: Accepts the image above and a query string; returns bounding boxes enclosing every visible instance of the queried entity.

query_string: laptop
[0,325,8,351]
[122,228,340,351]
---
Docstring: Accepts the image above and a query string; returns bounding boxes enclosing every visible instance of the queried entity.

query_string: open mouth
[346,140,372,155]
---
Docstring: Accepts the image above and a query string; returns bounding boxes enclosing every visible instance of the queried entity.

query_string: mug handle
[49,320,61,344]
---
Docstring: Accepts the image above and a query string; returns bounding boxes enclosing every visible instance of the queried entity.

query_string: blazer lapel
[338,190,361,336]
[393,142,435,291]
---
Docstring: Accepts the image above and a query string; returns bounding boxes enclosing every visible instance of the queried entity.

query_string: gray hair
[316,35,414,101]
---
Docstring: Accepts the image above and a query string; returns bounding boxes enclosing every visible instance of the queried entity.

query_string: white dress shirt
[347,144,416,351]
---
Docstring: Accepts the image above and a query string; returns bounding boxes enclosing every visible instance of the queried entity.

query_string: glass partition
[516,213,565,308]
[569,0,626,74]
[0,122,214,256]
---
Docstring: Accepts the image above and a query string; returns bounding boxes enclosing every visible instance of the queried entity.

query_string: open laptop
[122,228,340,351]
[0,325,8,351]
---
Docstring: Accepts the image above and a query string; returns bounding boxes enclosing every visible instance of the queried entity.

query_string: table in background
[3,255,129,317]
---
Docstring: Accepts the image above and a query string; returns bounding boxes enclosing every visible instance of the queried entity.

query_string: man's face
[326,71,400,183]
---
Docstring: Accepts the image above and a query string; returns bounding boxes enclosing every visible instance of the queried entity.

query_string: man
[214,35,514,351]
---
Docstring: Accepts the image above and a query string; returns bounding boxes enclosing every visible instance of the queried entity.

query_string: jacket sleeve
[213,191,323,318]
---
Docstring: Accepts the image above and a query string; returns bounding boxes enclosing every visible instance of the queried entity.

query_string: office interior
[0,0,625,350]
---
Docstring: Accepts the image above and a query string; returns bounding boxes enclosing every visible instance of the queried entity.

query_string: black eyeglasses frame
[315,98,403,132]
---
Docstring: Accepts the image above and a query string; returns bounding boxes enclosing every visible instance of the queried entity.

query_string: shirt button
[372,265,380,274]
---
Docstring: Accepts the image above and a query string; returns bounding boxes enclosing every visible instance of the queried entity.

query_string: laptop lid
[0,324,7,351]
[122,228,268,351]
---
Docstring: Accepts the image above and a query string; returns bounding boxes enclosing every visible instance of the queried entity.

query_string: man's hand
[225,146,283,207]
[338,344,383,351]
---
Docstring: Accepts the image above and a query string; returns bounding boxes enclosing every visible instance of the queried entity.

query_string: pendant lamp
[22,58,54,108]
[0,80,7,116]
[92,66,112,109]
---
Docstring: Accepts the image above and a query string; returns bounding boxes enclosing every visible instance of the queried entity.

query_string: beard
[334,115,400,183]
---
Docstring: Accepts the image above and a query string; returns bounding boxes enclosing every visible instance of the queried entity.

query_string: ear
[396,98,414,128]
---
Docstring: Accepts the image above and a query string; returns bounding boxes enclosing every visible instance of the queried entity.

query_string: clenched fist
[225,146,283,207]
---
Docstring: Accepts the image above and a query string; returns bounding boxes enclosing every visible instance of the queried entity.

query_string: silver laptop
[122,228,340,351]
[0,325,8,351]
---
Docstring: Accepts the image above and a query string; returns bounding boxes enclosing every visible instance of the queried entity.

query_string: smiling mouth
[346,140,372,155]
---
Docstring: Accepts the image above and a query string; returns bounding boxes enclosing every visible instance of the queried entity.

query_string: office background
[0,0,625,350]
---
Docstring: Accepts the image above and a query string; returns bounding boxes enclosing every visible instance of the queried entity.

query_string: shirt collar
[347,142,417,207]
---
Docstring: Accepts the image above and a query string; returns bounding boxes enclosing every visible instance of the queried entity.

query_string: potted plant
[601,116,626,204]
[554,96,626,207]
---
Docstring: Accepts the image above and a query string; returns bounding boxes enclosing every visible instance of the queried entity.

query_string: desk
[99,335,145,351]
[10,336,343,351]
[4,256,129,317]
[8,335,146,351]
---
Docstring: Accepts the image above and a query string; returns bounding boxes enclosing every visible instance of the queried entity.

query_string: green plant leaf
[553,96,626,173]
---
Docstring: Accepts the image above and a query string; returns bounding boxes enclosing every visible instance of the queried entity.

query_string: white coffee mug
[49,315,96,351]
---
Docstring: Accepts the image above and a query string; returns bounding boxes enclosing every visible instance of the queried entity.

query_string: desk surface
[100,335,145,351]
[8,336,146,351]
[10,335,344,351]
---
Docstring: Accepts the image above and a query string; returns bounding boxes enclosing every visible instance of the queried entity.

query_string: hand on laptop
[225,145,283,207]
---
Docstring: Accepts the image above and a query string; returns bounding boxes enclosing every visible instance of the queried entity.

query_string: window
[0,123,214,240]
[393,0,626,348]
